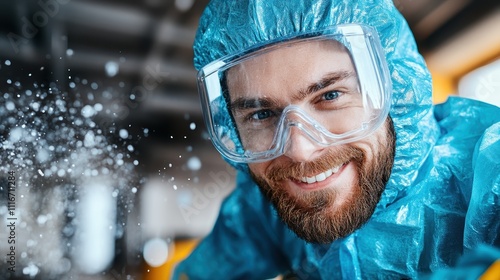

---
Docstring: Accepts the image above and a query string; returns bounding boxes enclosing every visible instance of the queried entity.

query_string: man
[174,0,500,279]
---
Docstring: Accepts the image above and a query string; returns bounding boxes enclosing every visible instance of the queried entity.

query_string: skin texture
[227,40,396,243]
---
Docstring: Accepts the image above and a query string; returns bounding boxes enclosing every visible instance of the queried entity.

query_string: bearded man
[173,0,500,279]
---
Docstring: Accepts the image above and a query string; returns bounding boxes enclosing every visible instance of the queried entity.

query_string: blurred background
[0,0,498,279]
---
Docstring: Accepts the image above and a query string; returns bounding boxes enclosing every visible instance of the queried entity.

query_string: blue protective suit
[174,0,500,278]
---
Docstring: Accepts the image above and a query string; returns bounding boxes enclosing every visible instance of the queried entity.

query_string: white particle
[9,127,24,142]
[37,215,48,225]
[189,122,196,130]
[66,49,74,56]
[143,238,169,267]
[94,103,103,111]
[6,101,15,111]
[22,263,40,277]
[84,131,96,147]
[119,129,129,139]
[36,149,50,163]
[187,156,201,171]
[104,61,119,77]
[31,102,40,111]
[81,105,96,118]
[131,187,137,193]
[38,169,45,176]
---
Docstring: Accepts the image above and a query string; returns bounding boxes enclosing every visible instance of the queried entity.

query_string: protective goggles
[198,24,392,163]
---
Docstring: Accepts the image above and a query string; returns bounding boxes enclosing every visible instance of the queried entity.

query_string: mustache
[266,146,364,182]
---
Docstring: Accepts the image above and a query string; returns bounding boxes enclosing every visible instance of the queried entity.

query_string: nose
[283,126,324,162]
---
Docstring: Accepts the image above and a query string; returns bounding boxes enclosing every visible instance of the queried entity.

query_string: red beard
[250,117,395,243]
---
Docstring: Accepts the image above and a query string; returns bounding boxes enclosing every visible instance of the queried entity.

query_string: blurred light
[187,156,201,171]
[426,10,500,76]
[105,61,119,77]
[459,59,500,107]
[141,180,171,237]
[119,129,129,139]
[175,0,194,12]
[73,183,116,275]
[413,0,470,39]
[143,238,170,267]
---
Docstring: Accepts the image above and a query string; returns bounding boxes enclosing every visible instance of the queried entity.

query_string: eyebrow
[293,71,355,101]
[229,71,355,111]
[230,96,279,111]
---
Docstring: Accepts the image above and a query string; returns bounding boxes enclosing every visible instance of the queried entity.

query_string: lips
[300,163,344,184]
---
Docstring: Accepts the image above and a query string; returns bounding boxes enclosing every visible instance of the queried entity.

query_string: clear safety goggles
[198,24,392,163]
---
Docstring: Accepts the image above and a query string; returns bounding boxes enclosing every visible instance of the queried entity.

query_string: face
[226,40,396,243]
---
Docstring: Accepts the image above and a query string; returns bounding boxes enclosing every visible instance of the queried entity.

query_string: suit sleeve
[464,122,500,251]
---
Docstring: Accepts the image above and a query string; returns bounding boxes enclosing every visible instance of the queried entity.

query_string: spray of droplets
[0,67,140,278]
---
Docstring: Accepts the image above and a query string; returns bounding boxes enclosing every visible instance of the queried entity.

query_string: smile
[300,163,345,184]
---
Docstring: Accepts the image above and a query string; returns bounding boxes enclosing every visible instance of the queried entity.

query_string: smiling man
[173,0,500,279]
[224,38,396,243]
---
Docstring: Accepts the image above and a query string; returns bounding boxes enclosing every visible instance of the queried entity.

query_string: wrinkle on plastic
[174,0,500,278]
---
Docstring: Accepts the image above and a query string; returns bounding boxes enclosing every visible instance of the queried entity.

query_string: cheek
[354,124,391,160]
[248,162,270,179]
[351,141,375,163]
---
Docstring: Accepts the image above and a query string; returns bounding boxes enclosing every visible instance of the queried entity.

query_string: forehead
[226,39,354,92]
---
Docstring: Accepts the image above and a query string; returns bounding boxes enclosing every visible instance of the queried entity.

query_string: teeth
[315,172,326,182]
[331,165,341,173]
[300,164,343,184]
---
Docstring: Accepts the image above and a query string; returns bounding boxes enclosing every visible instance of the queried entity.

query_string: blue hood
[193,0,440,206]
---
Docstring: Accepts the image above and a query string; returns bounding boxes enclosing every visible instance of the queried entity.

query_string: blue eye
[323,91,341,100]
[251,110,273,120]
